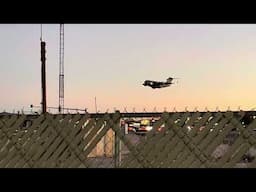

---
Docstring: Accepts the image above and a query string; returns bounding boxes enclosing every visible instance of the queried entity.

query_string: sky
[0,24,256,113]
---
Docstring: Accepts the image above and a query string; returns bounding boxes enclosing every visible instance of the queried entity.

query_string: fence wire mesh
[0,111,256,168]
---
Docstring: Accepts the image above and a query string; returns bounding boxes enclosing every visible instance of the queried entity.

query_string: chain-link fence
[0,111,256,168]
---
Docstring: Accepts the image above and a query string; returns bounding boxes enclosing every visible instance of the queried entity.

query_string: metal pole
[41,41,47,113]
[114,118,122,168]
[114,131,120,167]
[95,96,98,113]
[59,24,64,113]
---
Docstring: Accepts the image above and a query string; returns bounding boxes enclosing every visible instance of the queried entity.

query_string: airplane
[142,77,179,89]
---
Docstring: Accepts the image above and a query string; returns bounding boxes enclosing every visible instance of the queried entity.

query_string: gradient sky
[1,24,256,113]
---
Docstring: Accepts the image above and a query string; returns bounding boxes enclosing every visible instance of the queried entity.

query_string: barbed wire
[0,105,253,115]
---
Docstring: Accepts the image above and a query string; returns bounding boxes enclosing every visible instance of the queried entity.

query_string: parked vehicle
[126,119,164,135]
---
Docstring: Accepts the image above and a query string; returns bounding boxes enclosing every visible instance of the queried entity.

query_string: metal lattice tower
[59,24,64,113]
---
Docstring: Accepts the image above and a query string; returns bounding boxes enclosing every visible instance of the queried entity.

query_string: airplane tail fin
[167,77,179,84]
[166,77,173,83]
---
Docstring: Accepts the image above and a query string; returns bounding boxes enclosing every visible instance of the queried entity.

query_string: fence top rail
[1,110,255,119]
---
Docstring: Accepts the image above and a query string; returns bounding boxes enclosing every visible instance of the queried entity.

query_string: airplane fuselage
[143,80,172,89]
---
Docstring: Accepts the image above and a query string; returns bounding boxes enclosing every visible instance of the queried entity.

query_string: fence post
[114,112,122,168]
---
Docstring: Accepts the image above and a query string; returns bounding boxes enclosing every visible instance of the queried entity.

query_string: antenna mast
[40,24,47,113]
[59,24,64,113]
[40,24,42,42]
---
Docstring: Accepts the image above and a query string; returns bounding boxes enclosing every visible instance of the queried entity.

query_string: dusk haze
[1,24,255,112]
